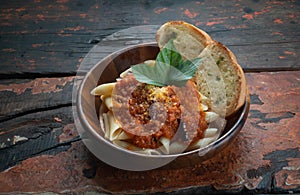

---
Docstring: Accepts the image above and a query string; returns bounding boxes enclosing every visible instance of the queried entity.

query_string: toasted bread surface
[156,21,246,117]
[195,41,245,116]
[156,21,212,59]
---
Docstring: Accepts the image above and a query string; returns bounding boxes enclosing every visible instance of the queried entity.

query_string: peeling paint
[154,7,168,14]
[0,77,75,95]
[183,9,198,19]
[61,26,85,32]
[272,31,283,36]
[195,21,203,26]
[267,1,285,5]
[15,8,26,12]
[284,51,296,56]
[27,59,36,71]
[59,123,77,143]
[242,7,270,20]
[289,14,296,19]
[32,44,43,48]
[79,13,87,18]
[1,48,16,52]
[0,13,13,20]
[274,18,283,24]
[13,135,28,144]
[283,166,300,171]
[54,117,62,123]
[242,13,254,20]
[58,26,84,36]
[57,33,72,37]
[36,14,45,21]
[206,21,223,26]
[226,24,247,30]
[56,0,69,3]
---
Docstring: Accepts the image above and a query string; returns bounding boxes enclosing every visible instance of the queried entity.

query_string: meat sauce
[112,74,207,149]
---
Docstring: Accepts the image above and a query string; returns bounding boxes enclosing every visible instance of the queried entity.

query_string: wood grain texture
[0,107,78,172]
[0,0,299,76]
[0,77,75,121]
[0,71,299,194]
[0,0,299,194]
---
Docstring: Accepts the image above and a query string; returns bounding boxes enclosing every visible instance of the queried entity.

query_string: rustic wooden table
[0,1,299,194]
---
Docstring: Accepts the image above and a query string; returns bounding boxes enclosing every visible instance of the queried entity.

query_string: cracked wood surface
[0,0,299,76]
[0,0,299,194]
[0,72,299,194]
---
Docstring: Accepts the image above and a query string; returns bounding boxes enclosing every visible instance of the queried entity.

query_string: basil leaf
[156,40,183,68]
[131,40,202,87]
[131,63,165,86]
[132,61,190,87]
[156,61,193,86]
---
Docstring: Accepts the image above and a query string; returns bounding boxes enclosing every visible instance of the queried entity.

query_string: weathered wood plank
[0,106,77,172]
[0,0,299,76]
[0,71,299,194]
[0,76,75,121]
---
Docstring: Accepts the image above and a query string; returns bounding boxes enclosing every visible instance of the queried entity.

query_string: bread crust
[216,41,247,116]
[235,62,247,116]
[156,21,213,48]
[156,21,247,117]
[206,41,246,116]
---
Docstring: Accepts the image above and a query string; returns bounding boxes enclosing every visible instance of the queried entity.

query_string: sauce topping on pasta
[112,74,208,149]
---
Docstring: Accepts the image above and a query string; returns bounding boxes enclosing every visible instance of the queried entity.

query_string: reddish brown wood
[0,71,299,194]
[0,77,74,121]
[0,0,299,194]
[0,0,299,75]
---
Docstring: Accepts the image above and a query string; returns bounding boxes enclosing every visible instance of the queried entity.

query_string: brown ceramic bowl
[75,42,250,171]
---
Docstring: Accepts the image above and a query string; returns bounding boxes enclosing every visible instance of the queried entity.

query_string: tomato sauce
[112,74,207,149]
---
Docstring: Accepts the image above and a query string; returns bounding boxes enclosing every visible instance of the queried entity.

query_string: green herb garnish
[131,40,202,87]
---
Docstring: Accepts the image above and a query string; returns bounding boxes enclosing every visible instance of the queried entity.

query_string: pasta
[107,111,122,141]
[91,82,115,96]
[92,67,222,155]
[159,137,170,154]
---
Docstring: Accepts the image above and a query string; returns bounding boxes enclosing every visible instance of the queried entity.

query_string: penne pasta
[102,113,110,139]
[201,103,208,111]
[91,82,116,96]
[120,68,132,78]
[113,140,139,151]
[204,128,218,137]
[191,137,215,149]
[159,137,170,154]
[107,111,121,141]
[205,111,219,123]
[144,60,155,67]
[100,95,107,101]
[117,131,131,140]
[168,142,187,154]
[103,96,113,110]
[113,140,161,155]
[199,92,209,101]
[140,149,161,155]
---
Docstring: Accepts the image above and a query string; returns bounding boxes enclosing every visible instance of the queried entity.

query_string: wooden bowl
[75,42,250,171]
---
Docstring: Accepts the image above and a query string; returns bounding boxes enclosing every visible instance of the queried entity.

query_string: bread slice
[195,41,246,117]
[156,21,212,60]
[156,21,246,117]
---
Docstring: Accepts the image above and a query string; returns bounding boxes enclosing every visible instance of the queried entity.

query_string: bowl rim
[76,42,250,159]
